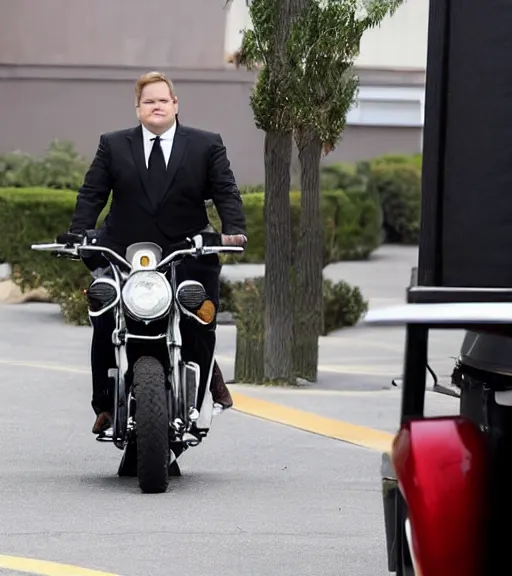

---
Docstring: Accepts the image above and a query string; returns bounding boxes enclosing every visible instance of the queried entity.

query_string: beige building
[0,0,428,185]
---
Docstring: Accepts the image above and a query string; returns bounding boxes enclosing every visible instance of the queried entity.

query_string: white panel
[347,86,424,127]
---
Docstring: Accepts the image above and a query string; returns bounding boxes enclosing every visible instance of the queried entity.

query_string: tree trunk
[293,128,324,382]
[263,130,294,382]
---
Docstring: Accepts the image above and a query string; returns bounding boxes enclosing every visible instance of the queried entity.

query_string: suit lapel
[162,125,188,204]
[127,125,154,208]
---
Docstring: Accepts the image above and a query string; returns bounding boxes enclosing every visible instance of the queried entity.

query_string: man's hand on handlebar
[56,231,84,246]
[199,232,247,249]
[221,234,247,247]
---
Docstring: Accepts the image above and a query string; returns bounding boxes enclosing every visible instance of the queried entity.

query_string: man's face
[137,81,178,134]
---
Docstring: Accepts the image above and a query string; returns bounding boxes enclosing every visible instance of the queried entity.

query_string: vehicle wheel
[133,356,170,494]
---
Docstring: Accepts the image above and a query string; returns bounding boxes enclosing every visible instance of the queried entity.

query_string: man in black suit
[58,71,247,434]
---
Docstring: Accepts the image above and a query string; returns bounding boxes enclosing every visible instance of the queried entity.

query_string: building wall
[0,64,422,185]
[0,0,227,69]
[0,0,425,185]
[356,0,429,70]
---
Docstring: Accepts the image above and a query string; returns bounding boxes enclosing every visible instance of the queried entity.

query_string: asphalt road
[0,244,463,575]
[0,302,396,576]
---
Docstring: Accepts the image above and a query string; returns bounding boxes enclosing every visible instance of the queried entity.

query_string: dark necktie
[147,136,167,207]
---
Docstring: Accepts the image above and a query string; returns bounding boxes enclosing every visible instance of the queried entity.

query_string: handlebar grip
[201,231,223,247]
[56,231,84,246]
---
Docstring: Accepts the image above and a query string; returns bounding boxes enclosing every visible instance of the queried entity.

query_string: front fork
[167,302,203,437]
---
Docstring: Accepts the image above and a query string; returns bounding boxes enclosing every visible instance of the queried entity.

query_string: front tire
[133,356,170,494]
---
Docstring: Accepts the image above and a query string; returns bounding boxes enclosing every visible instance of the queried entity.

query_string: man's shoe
[210,361,233,409]
[92,411,112,434]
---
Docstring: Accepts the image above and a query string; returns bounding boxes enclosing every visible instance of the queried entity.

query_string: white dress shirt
[141,122,177,168]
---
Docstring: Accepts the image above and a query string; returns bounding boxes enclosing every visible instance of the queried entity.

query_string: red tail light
[392,416,488,576]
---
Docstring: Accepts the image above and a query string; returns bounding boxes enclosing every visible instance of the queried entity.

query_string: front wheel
[133,356,170,494]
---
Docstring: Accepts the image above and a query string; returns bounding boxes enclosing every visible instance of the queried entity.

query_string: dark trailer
[362,0,512,574]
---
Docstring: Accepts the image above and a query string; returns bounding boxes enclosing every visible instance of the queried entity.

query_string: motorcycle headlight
[122,271,172,320]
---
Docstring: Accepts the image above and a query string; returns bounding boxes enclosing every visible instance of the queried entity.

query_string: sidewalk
[218,244,464,437]
[218,244,465,391]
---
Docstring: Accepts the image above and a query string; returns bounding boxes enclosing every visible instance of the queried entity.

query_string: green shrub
[319,162,364,190]
[355,153,422,183]
[319,154,422,245]
[0,140,90,190]
[371,153,423,171]
[0,188,110,321]
[322,279,368,334]
[0,188,88,293]
[239,185,265,194]
[366,163,421,244]
[219,277,236,313]
[50,283,91,326]
[231,275,369,383]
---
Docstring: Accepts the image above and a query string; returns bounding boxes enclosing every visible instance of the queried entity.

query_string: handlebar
[31,234,244,272]
[157,244,243,270]
[31,243,78,256]
[31,242,132,270]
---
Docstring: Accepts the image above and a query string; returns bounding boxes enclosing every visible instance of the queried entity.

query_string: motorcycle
[363,273,512,576]
[31,232,243,494]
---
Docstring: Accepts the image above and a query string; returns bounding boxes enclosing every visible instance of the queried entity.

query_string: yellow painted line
[231,387,397,397]
[0,358,394,452]
[231,392,394,452]
[0,359,89,375]
[0,554,120,576]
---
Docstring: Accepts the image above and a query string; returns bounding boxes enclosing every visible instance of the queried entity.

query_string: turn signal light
[197,299,216,323]
[140,255,150,267]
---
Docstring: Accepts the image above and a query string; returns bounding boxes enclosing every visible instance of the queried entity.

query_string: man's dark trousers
[90,253,221,416]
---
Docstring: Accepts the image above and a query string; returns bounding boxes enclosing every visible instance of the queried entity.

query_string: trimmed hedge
[0,188,92,294]
[209,188,382,264]
[0,186,382,294]
[1,141,422,248]
[0,188,115,293]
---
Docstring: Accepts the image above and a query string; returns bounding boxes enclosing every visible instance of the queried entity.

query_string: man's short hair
[135,71,176,105]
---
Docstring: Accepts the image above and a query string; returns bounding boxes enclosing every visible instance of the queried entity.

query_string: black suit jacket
[70,122,246,254]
